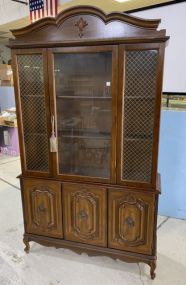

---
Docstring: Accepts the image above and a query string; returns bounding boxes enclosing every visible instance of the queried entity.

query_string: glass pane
[54,52,112,178]
[122,50,158,183]
[17,55,49,172]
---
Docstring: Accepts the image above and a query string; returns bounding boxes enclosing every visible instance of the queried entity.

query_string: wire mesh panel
[122,50,158,183]
[17,55,49,172]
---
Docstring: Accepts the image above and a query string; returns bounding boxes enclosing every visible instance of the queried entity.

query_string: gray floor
[0,154,186,285]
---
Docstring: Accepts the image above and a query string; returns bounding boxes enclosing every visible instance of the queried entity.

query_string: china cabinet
[9,6,169,279]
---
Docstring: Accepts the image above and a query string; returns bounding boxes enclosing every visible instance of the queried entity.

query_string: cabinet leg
[150,260,156,280]
[23,237,30,254]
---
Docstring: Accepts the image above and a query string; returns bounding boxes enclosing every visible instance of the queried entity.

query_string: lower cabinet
[22,179,63,238]
[108,189,155,254]
[22,179,155,255]
[63,183,107,247]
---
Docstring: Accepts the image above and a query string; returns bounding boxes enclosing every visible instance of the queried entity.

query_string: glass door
[49,46,117,182]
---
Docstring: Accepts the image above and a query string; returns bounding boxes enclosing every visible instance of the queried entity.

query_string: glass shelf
[59,135,111,140]
[58,128,110,136]
[57,96,112,99]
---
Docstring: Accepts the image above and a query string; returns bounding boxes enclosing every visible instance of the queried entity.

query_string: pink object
[0,127,19,156]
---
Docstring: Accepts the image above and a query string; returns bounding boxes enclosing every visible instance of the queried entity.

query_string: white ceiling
[0,0,28,25]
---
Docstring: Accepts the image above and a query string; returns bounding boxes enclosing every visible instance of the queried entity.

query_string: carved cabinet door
[23,179,63,238]
[108,189,155,254]
[63,183,107,247]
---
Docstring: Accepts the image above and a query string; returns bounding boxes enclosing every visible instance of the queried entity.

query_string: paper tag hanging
[50,115,57,152]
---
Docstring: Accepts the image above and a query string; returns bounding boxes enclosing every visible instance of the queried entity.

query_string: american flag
[29,0,58,23]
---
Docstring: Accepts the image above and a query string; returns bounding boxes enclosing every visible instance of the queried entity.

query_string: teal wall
[158,110,186,219]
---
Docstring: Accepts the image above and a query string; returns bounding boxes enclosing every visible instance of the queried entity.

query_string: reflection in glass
[54,52,112,178]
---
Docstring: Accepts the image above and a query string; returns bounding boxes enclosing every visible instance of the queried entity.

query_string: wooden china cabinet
[9,6,169,279]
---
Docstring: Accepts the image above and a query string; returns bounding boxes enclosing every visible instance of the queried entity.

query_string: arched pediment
[9,5,168,48]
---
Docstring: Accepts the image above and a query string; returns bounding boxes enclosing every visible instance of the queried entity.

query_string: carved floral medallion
[75,17,88,38]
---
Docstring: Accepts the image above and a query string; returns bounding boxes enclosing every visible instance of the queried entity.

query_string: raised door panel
[108,189,155,254]
[63,183,107,247]
[12,49,51,176]
[23,179,63,238]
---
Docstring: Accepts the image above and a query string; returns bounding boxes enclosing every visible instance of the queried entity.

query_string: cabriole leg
[150,260,156,280]
[23,237,30,254]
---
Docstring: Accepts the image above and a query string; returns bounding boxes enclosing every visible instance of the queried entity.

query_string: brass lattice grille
[122,50,158,183]
[17,55,49,172]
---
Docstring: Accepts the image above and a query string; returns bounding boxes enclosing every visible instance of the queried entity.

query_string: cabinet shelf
[59,134,111,140]
[58,129,111,140]
[59,128,110,134]
[126,96,155,100]
[125,136,153,141]
[25,132,47,136]
[57,96,112,99]
[22,94,44,98]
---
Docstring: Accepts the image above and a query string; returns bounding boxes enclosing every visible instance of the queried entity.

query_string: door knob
[79,210,88,220]
[38,203,46,212]
[125,216,134,227]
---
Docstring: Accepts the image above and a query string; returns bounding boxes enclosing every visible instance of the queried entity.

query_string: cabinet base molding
[23,233,157,279]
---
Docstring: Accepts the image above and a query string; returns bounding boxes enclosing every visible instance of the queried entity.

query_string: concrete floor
[0,154,186,285]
